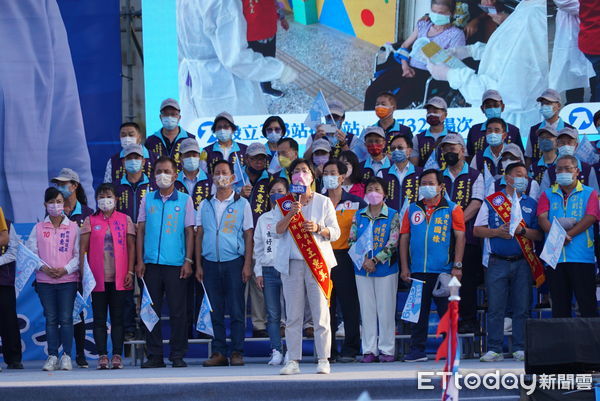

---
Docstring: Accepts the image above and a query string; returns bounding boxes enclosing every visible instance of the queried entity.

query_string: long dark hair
[339,151,362,184]
[73,181,88,206]
[266,178,290,211]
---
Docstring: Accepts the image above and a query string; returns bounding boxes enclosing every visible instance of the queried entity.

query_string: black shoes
[141,357,166,368]
[171,358,187,368]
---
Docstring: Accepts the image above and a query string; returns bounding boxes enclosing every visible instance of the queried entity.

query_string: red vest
[87,212,129,291]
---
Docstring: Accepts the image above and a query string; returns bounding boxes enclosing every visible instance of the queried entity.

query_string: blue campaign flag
[196,282,214,337]
[140,278,160,332]
[72,292,87,324]
[15,242,43,298]
[401,278,424,323]
[304,90,332,130]
[424,150,440,170]
[233,152,247,185]
[348,221,373,270]
[81,257,96,301]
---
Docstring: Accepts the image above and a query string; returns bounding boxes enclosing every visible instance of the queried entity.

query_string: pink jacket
[34,218,80,284]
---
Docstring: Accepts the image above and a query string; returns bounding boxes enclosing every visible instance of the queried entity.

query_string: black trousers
[548,262,598,318]
[364,65,431,110]
[409,273,448,353]
[459,243,483,323]
[144,264,188,360]
[248,36,276,89]
[74,283,86,358]
[0,285,22,364]
[91,282,127,356]
[329,250,361,358]
[122,289,136,334]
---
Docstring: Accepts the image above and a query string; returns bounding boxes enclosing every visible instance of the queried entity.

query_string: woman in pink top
[26,187,80,372]
[339,151,366,198]
[80,183,136,370]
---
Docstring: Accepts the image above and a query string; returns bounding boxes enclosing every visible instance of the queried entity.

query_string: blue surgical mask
[267,132,282,143]
[558,145,576,156]
[539,138,555,153]
[486,133,503,147]
[391,149,407,163]
[512,176,528,193]
[161,116,178,130]
[182,157,200,172]
[270,193,285,204]
[484,107,502,119]
[125,159,142,173]
[540,105,555,120]
[56,184,72,199]
[419,185,438,199]
[556,172,574,186]
[322,175,340,190]
[215,129,233,143]
[429,11,451,26]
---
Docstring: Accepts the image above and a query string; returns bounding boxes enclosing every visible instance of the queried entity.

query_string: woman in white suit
[274,159,340,376]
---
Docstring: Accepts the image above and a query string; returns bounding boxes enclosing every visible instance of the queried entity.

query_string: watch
[519,227,526,236]
[453,262,463,269]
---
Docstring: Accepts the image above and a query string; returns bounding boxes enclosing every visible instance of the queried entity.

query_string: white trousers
[355,273,399,356]
[281,260,331,361]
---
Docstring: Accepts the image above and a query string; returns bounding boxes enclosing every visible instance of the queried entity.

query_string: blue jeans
[486,256,531,353]
[203,257,246,355]
[262,266,282,352]
[36,282,78,357]
[585,53,600,102]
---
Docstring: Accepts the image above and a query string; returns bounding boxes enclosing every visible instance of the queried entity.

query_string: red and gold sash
[486,191,545,287]
[277,194,332,303]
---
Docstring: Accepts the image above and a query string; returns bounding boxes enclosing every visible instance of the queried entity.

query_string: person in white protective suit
[0,0,94,223]
[176,0,298,128]
[548,0,595,97]
[427,0,549,135]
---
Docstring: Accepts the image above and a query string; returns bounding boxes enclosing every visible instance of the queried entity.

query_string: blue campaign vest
[353,206,399,277]
[200,194,247,263]
[359,156,390,181]
[408,199,456,274]
[143,190,190,266]
[544,183,596,264]
[486,191,538,257]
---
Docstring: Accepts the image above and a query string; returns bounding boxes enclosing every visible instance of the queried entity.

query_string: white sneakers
[480,351,504,362]
[513,351,525,362]
[59,354,73,371]
[316,359,330,374]
[268,349,284,366]
[280,360,300,375]
[42,355,59,371]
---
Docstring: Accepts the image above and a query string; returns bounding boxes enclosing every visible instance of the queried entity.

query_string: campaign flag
[424,150,440,170]
[233,152,247,185]
[267,151,282,174]
[140,278,160,332]
[304,90,332,130]
[15,242,43,298]
[72,292,87,324]
[196,281,214,337]
[540,217,567,269]
[348,221,373,270]
[483,163,495,196]
[81,257,96,301]
[575,136,600,166]
[508,191,523,237]
[401,278,424,323]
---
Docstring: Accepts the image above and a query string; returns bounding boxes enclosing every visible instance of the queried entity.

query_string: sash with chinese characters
[486,191,545,287]
[276,194,332,303]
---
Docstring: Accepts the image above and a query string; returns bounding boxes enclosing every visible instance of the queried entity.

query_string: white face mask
[155,173,173,189]
[120,136,137,148]
[97,198,115,212]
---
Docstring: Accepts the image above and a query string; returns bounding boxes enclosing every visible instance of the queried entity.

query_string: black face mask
[444,152,460,166]
[247,165,265,176]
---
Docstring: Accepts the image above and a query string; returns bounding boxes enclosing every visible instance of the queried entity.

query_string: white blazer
[273,193,341,276]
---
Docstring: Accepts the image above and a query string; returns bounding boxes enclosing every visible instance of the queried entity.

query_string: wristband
[127,271,135,276]
[185,257,194,264]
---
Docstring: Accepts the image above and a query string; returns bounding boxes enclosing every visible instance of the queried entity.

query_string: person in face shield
[176,0,297,126]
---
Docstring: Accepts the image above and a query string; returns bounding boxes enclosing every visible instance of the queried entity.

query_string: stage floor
[0,358,524,401]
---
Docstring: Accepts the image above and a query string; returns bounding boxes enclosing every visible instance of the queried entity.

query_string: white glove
[426,62,450,81]
[280,64,298,85]
[447,45,472,60]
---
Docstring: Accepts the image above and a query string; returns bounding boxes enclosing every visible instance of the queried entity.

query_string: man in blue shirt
[474,162,543,363]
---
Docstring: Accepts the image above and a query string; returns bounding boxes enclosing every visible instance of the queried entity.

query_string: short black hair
[322,159,348,176]
[288,158,316,184]
[390,133,413,148]
[486,117,507,131]
[339,150,362,184]
[120,121,141,131]
[431,0,456,14]
[376,92,397,108]
[95,183,116,198]
[154,156,178,172]
[421,168,444,185]
[44,187,63,203]
[262,116,287,138]
[212,159,234,175]
[365,176,387,197]
[505,162,527,175]
[594,110,600,126]
[277,137,298,152]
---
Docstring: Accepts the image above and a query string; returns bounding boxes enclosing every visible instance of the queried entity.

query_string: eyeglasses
[266,128,282,134]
